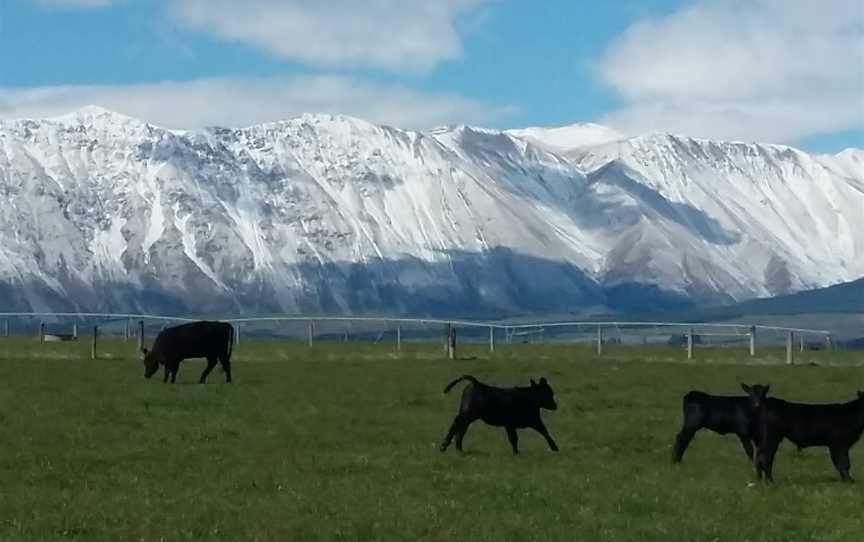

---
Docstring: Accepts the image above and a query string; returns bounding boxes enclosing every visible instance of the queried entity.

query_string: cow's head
[141,347,159,379]
[741,383,770,410]
[530,377,557,410]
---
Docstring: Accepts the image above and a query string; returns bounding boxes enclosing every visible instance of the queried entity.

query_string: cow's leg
[738,434,755,463]
[530,419,559,451]
[505,426,519,455]
[200,356,218,384]
[672,425,698,464]
[163,365,170,383]
[830,446,854,483]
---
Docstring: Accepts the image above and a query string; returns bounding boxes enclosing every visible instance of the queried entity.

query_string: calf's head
[141,347,159,379]
[530,377,557,410]
[741,383,770,410]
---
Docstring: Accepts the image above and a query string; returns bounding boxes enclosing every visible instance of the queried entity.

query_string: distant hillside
[679,277,864,321]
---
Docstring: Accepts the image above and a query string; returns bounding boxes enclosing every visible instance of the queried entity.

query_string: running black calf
[440,375,559,455]
[672,390,757,463]
[744,384,864,483]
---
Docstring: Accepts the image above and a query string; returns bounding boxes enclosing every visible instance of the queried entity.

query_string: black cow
[672,390,759,464]
[744,384,864,483]
[439,375,559,455]
[142,321,234,384]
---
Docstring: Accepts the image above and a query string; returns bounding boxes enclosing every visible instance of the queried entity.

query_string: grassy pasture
[0,338,861,541]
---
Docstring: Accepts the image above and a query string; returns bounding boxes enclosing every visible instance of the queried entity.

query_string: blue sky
[1,0,862,152]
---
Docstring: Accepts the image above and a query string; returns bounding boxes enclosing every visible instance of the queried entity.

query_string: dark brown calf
[744,384,864,483]
[440,375,558,455]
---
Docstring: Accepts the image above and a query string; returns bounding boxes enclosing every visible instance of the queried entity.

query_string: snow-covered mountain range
[0,106,861,316]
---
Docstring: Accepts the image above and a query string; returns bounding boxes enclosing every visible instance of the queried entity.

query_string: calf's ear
[741,384,751,394]
[530,379,538,387]
[539,377,548,385]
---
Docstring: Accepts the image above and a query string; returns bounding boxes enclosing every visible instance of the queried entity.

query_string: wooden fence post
[2,319,8,338]
[749,326,756,357]
[39,322,45,342]
[799,334,805,353]
[235,324,240,346]
[448,325,457,360]
[307,321,314,347]
[825,334,833,352]
[91,325,98,360]
[73,322,78,340]
[489,326,495,354]
[687,327,694,360]
[596,325,603,356]
[124,319,130,342]
[786,331,793,365]
[137,320,144,352]
[396,325,402,353]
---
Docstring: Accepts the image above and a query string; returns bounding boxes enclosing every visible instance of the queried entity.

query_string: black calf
[672,390,757,464]
[744,384,864,483]
[440,375,559,455]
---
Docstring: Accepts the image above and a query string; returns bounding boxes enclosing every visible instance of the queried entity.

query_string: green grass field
[0,338,861,541]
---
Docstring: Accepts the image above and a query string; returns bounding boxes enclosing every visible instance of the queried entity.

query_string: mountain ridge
[0,107,861,316]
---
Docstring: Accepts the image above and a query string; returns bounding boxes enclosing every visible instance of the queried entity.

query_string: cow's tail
[226,323,235,361]
[444,375,478,394]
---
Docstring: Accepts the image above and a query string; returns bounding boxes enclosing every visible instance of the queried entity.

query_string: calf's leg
[531,419,559,451]
[219,356,232,383]
[441,414,473,453]
[829,446,854,483]
[672,426,698,464]
[505,426,519,455]
[758,438,781,483]
[200,356,218,384]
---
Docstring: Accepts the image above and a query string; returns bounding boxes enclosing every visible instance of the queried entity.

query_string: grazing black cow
[744,384,864,483]
[672,390,758,464]
[142,321,234,384]
[439,375,558,455]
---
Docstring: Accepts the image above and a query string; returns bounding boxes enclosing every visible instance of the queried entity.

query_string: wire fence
[0,311,840,364]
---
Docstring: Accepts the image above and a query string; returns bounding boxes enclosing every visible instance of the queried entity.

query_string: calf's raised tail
[444,375,479,393]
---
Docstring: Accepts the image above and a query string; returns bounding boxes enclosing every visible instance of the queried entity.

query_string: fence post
[73,322,78,340]
[124,319,130,342]
[396,325,402,353]
[489,326,495,354]
[448,325,457,360]
[799,334,805,352]
[2,320,7,338]
[687,327,694,360]
[749,326,756,357]
[137,320,144,352]
[235,324,240,346]
[307,321,314,347]
[596,325,603,356]
[786,331,793,365]
[91,325,98,360]
[825,334,833,352]
[40,322,45,342]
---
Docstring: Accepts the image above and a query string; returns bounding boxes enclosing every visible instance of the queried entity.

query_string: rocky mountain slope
[0,106,861,316]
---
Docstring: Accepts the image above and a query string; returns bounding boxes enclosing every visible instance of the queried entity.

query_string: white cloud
[38,0,116,7]
[0,76,510,130]
[597,0,864,144]
[168,0,486,73]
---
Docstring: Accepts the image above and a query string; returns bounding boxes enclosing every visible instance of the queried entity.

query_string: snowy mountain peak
[48,105,144,126]
[507,122,624,152]
[0,107,861,316]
